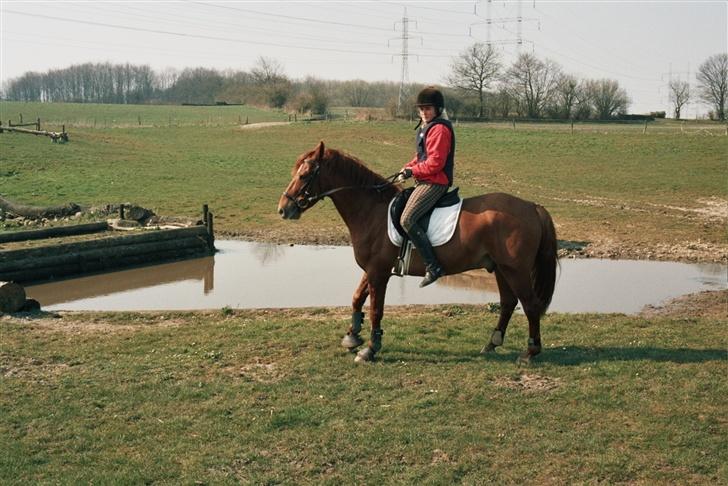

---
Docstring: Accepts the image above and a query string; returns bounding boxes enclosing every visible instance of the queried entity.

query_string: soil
[639,289,728,320]
[220,226,728,264]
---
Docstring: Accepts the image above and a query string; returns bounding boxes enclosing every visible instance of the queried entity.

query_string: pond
[26,240,726,314]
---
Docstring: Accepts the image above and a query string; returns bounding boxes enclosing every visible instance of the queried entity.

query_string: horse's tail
[532,205,559,314]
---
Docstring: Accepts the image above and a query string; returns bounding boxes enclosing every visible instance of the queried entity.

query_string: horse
[277,141,558,364]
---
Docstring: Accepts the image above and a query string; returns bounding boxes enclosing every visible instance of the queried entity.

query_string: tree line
[2,50,726,121]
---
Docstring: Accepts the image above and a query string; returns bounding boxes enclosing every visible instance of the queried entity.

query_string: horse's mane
[297,147,400,199]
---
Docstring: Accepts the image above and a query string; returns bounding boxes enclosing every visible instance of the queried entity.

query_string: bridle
[283,157,399,210]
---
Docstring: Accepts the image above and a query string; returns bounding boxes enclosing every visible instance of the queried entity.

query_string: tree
[696,53,727,121]
[250,57,291,108]
[668,79,690,119]
[446,42,501,118]
[504,53,561,118]
[548,74,581,119]
[586,79,630,119]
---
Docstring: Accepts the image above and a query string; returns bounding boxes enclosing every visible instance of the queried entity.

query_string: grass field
[1,101,726,257]
[1,102,726,483]
[1,307,726,484]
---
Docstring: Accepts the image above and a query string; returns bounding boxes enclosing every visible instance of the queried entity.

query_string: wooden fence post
[512,118,516,130]
[571,120,574,135]
[36,118,41,131]
[643,120,647,134]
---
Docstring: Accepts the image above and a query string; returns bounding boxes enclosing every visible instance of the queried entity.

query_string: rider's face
[418,105,436,124]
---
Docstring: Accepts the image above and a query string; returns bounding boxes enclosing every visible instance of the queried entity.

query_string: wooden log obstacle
[0,206,215,284]
[0,118,68,143]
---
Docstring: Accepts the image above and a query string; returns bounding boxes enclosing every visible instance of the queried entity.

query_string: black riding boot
[407,222,443,287]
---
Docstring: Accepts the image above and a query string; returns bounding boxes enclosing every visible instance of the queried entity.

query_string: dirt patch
[238,122,290,130]
[640,289,728,320]
[494,372,562,392]
[223,358,285,383]
[1,356,72,379]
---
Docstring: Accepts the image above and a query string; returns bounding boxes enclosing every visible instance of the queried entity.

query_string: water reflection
[25,240,727,314]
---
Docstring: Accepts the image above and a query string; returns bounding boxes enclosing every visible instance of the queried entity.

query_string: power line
[3,9,396,57]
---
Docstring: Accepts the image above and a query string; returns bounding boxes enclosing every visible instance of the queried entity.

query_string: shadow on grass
[537,346,727,365]
[381,345,726,366]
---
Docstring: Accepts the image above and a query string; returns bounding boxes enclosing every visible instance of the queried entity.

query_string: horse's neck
[325,173,390,245]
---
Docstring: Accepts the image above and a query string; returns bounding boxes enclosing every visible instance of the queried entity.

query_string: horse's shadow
[381,345,726,366]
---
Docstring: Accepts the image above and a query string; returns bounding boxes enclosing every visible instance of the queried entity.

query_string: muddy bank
[219,228,728,264]
[640,289,727,319]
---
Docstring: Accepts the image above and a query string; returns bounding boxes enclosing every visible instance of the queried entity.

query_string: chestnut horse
[277,142,558,364]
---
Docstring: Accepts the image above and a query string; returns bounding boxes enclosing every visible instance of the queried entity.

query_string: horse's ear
[315,140,325,160]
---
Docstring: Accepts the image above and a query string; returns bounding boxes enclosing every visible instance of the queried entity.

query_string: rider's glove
[395,168,413,184]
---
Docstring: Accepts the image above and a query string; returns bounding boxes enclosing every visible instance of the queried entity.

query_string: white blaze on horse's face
[277,158,318,220]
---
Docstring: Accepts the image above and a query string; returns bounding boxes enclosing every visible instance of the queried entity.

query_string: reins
[306,172,400,205]
[286,168,400,209]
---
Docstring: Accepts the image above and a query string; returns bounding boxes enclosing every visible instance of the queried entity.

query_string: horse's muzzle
[278,202,300,220]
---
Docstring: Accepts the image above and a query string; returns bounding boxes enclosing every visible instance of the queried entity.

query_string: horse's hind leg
[497,266,543,364]
[481,269,518,354]
[341,273,368,351]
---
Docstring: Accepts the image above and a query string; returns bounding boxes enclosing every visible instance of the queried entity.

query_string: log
[0,225,210,262]
[1,246,210,283]
[0,281,26,313]
[0,235,210,273]
[2,126,68,142]
[0,222,108,244]
[0,195,81,220]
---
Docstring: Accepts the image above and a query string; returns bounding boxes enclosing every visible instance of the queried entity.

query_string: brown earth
[220,226,727,264]
[640,289,728,320]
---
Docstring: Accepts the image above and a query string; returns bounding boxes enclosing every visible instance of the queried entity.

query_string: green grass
[1,102,725,249]
[0,101,288,129]
[1,307,726,484]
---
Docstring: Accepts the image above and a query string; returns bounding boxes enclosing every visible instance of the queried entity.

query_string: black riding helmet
[415,86,445,114]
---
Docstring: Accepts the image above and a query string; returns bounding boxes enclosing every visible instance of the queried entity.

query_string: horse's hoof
[480,342,498,354]
[354,347,375,364]
[490,329,503,346]
[341,333,364,350]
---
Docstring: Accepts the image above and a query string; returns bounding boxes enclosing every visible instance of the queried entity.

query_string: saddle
[389,187,462,276]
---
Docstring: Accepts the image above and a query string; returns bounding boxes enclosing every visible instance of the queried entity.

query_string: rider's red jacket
[404,123,452,186]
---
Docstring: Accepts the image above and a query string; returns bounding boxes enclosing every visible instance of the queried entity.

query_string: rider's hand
[395,168,413,184]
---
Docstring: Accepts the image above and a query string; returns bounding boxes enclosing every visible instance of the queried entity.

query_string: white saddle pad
[387,198,462,247]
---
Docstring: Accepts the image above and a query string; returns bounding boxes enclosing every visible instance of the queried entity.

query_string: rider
[396,86,455,287]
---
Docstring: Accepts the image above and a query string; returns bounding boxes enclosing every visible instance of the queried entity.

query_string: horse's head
[277,141,326,220]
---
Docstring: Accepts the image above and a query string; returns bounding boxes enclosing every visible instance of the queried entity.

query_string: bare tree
[696,53,727,121]
[251,57,286,84]
[504,53,561,118]
[668,79,690,119]
[586,79,630,119]
[549,74,581,119]
[446,42,501,118]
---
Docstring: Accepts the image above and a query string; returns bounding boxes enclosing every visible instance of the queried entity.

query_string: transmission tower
[392,8,419,116]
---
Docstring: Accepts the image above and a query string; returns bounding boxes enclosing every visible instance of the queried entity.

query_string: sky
[1,0,726,116]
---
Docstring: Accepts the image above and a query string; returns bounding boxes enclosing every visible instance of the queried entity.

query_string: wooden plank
[0,222,109,244]
[0,245,212,284]
[0,225,210,262]
[0,235,210,272]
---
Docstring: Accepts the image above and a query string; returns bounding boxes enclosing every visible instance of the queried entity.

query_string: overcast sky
[1,1,726,116]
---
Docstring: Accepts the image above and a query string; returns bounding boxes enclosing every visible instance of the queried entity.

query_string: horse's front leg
[341,273,369,352]
[354,273,389,363]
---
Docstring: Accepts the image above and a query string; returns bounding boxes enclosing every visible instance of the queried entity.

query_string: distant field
[0,101,726,256]
[0,101,288,128]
